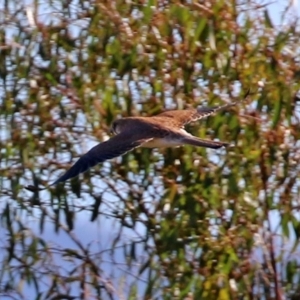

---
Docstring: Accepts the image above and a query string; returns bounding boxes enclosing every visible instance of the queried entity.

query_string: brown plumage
[25,91,249,191]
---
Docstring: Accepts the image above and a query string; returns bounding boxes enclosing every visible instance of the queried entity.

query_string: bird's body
[25,92,250,192]
[110,111,231,150]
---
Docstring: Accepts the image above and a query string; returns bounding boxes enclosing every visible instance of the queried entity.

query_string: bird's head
[111,117,146,135]
[110,118,128,135]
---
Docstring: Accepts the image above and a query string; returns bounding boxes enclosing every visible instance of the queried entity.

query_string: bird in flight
[25,91,249,191]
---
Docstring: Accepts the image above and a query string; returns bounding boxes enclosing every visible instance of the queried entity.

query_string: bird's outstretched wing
[157,90,250,127]
[25,132,152,191]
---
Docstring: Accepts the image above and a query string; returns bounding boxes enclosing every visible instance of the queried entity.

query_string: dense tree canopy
[1,0,300,299]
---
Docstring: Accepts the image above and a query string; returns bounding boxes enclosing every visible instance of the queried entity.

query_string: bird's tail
[182,136,229,149]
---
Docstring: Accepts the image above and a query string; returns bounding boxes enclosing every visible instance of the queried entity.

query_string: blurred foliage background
[1,0,300,299]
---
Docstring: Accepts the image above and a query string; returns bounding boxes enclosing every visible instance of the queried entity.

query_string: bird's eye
[110,122,118,135]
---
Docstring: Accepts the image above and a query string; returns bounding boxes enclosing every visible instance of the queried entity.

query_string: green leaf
[264,9,273,28]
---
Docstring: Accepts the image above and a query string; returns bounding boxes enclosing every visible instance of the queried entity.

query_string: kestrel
[25,92,249,191]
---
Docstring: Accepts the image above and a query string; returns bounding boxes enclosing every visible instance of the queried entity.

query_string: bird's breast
[141,138,183,148]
